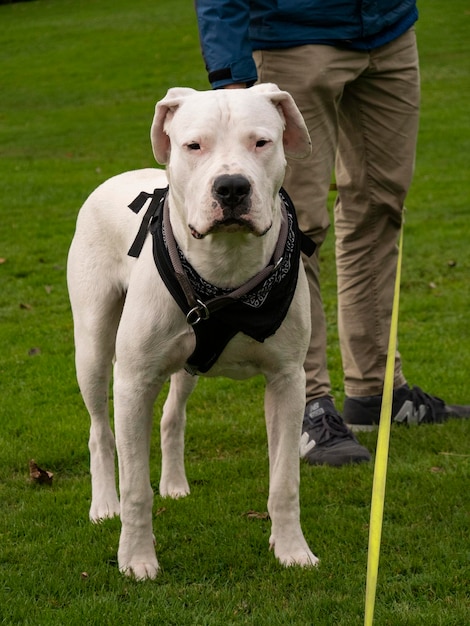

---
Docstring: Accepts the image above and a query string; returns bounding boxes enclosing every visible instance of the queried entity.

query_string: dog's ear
[151,88,198,164]
[251,83,311,159]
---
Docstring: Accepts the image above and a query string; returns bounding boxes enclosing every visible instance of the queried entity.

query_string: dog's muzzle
[212,174,252,217]
[190,174,259,239]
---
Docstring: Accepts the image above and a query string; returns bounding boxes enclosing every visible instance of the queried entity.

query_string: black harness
[128,187,315,375]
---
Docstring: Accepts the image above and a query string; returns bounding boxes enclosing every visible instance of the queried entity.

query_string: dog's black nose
[212,174,251,212]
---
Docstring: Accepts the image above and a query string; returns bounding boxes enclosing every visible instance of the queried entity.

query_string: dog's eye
[256,139,271,148]
[187,142,201,151]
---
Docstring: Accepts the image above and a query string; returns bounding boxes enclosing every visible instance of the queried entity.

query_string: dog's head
[151,84,310,241]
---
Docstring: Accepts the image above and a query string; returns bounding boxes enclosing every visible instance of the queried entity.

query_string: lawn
[0,1,469,624]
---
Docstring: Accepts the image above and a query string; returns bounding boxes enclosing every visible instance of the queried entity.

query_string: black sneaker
[344,384,470,431]
[300,397,371,466]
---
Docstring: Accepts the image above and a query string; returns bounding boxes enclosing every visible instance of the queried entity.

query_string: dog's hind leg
[159,370,198,498]
[264,367,319,568]
[68,245,124,522]
[75,302,124,522]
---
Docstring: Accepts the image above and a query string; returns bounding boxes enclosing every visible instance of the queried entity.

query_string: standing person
[195,1,470,467]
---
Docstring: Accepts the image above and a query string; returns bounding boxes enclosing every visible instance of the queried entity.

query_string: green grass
[1,0,469,624]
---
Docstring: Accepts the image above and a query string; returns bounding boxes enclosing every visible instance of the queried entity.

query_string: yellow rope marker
[364,223,404,626]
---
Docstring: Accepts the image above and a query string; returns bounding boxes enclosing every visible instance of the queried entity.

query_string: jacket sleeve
[195,0,258,89]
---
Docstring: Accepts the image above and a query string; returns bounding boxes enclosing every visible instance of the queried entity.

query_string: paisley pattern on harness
[169,204,296,310]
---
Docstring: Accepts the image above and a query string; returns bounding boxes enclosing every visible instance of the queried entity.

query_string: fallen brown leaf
[29,460,53,485]
[244,510,270,520]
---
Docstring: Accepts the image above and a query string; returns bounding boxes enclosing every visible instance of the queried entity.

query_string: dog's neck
[168,196,283,290]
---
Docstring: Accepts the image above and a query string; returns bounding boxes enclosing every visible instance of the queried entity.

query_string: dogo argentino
[67,84,319,579]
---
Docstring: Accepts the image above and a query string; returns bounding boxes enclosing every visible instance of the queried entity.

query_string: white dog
[67,84,318,580]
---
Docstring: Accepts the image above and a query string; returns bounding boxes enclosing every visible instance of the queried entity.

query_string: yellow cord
[364,224,404,626]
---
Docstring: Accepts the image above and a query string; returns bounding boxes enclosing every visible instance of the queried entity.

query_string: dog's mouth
[189,218,271,239]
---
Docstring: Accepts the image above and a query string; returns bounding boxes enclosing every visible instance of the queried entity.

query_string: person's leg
[254,46,371,465]
[334,30,470,429]
[254,45,357,403]
[334,28,420,398]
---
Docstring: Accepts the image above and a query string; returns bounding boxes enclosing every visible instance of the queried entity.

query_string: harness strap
[127,187,168,258]
[161,197,201,311]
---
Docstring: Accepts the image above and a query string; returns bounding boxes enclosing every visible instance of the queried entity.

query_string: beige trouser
[254,28,420,401]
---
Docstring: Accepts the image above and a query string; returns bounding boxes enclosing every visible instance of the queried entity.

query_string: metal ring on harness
[186,299,210,326]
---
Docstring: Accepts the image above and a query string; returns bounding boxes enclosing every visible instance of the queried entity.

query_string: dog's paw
[118,529,159,580]
[120,559,160,581]
[269,535,319,568]
[89,497,120,523]
[159,478,190,499]
[277,548,319,568]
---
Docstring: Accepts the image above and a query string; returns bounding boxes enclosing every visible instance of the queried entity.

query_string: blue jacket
[196,0,418,88]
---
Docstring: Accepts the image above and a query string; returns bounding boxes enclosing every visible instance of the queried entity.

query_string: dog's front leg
[264,368,319,567]
[114,366,162,580]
